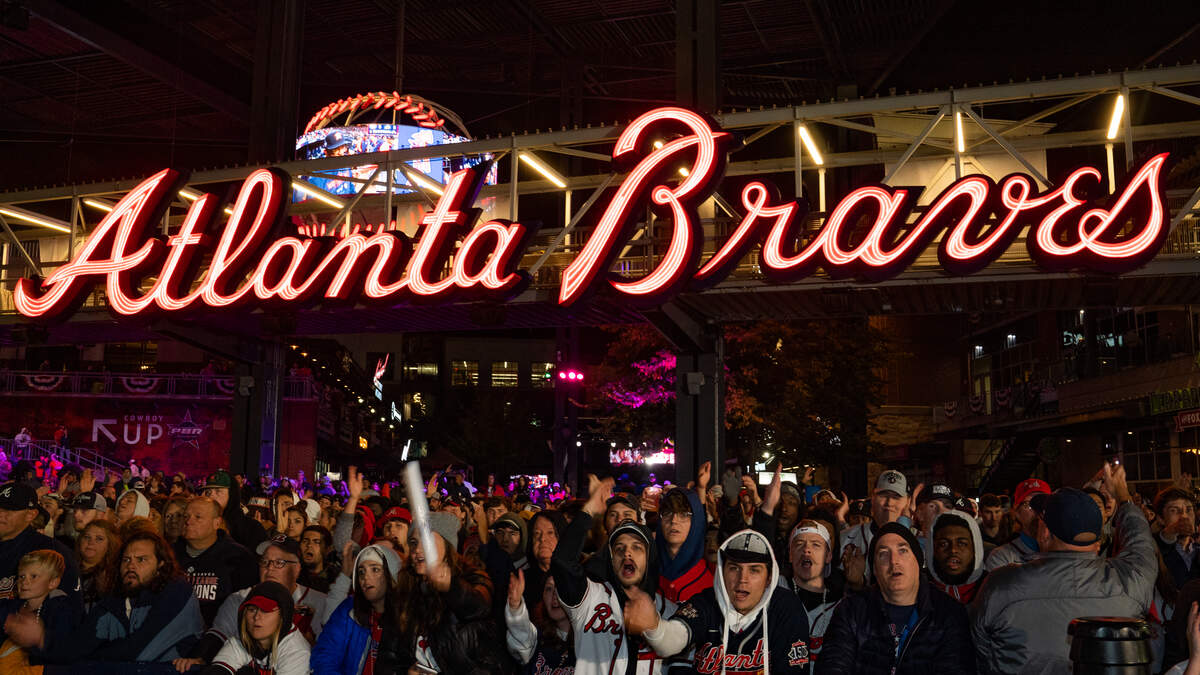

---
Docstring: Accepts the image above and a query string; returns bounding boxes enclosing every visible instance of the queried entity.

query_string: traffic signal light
[557,368,584,382]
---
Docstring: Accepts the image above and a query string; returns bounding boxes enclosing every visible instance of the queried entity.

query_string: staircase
[2,439,127,475]
[976,434,1046,495]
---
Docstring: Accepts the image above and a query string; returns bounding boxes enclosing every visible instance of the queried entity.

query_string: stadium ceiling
[0,0,1197,191]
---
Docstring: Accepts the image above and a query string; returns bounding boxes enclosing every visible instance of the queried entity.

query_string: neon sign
[14,107,1171,320]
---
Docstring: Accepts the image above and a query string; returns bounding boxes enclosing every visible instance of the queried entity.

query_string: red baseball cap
[240,595,279,613]
[1014,478,1051,506]
[380,506,411,525]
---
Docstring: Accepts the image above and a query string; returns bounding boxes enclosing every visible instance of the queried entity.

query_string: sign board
[14,107,1172,321]
[1175,408,1200,432]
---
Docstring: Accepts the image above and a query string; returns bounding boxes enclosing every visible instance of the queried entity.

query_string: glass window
[451,361,478,387]
[491,361,519,388]
[402,363,438,378]
[531,362,554,389]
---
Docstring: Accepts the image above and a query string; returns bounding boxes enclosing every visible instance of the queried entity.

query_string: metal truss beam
[29,1,251,122]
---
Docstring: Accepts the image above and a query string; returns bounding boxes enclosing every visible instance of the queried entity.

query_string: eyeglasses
[258,559,299,569]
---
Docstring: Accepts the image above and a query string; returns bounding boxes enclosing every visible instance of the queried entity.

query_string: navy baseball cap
[0,482,37,511]
[1040,487,1102,546]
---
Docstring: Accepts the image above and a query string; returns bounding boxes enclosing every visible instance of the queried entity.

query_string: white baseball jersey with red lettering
[561,578,676,675]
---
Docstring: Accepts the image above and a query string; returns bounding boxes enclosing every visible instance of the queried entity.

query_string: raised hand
[836,491,851,524]
[905,483,925,519]
[79,469,95,494]
[1102,461,1132,504]
[761,464,782,516]
[842,543,867,590]
[697,461,711,492]
[346,466,365,500]
[508,569,525,610]
[584,474,614,517]
[623,585,660,635]
[741,474,760,505]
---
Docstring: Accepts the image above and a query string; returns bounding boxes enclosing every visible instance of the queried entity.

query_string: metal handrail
[0,371,318,400]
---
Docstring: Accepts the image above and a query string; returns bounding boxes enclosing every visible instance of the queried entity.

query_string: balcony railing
[0,370,318,400]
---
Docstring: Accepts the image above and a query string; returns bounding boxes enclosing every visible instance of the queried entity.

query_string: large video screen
[294,123,497,200]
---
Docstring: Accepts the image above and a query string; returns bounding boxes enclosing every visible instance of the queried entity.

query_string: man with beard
[788,519,845,669]
[6,531,204,664]
[627,528,812,673]
[299,524,338,593]
[927,510,986,604]
[552,474,676,674]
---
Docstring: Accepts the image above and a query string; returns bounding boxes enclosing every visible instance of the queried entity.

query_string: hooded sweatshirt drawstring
[712,529,780,675]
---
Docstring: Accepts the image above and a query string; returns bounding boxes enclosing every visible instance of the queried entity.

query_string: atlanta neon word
[12,106,1172,320]
[14,165,536,319]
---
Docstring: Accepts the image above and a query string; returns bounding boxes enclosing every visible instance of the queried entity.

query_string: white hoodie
[645,529,811,675]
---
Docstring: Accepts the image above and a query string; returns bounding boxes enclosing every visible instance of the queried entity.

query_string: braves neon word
[13,107,1171,319]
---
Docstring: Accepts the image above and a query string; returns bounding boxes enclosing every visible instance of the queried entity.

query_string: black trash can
[1068,617,1152,674]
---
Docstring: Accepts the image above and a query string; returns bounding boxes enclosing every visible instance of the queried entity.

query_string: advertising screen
[294,123,497,200]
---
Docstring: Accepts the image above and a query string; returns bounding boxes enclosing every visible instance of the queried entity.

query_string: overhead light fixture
[797,125,824,165]
[291,181,346,209]
[83,198,113,212]
[519,153,567,188]
[178,186,234,216]
[402,168,444,196]
[0,206,70,233]
[678,167,690,177]
[954,110,966,153]
[653,140,664,150]
[1106,94,1125,140]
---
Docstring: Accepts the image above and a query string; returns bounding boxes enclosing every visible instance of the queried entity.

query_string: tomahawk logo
[0,486,11,500]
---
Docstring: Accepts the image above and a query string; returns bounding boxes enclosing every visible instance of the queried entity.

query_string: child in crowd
[0,550,80,672]
[200,581,311,675]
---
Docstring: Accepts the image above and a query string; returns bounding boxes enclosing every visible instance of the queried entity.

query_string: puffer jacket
[375,560,514,674]
[969,500,1155,675]
[310,597,372,675]
[815,574,975,674]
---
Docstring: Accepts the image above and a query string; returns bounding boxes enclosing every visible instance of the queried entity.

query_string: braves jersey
[561,578,675,675]
[670,587,811,673]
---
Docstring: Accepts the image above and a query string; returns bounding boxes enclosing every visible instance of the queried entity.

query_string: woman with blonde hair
[200,581,310,675]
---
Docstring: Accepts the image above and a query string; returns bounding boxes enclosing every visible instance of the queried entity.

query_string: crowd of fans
[0,455,1193,674]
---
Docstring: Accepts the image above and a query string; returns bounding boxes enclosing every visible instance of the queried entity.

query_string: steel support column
[643,302,724,484]
[675,0,720,113]
[249,0,304,163]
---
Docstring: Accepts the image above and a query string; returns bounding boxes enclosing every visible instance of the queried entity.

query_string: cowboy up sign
[13,107,1171,320]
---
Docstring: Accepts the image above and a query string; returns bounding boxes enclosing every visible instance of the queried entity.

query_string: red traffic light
[558,369,584,382]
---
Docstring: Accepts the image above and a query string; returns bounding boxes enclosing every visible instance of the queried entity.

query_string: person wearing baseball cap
[628,527,813,672]
[183,532,329,667]
[0,481,80,605]
[972,462,1155,672]
[202,470,266,553]
[70,491,107,532]
[819,521,974,672]
[839,469,914,591]
[914,483,955,538]
[983,477,1051,571]
[207,580,311,674]
[550,474,676,674]
[479,511,529,624]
